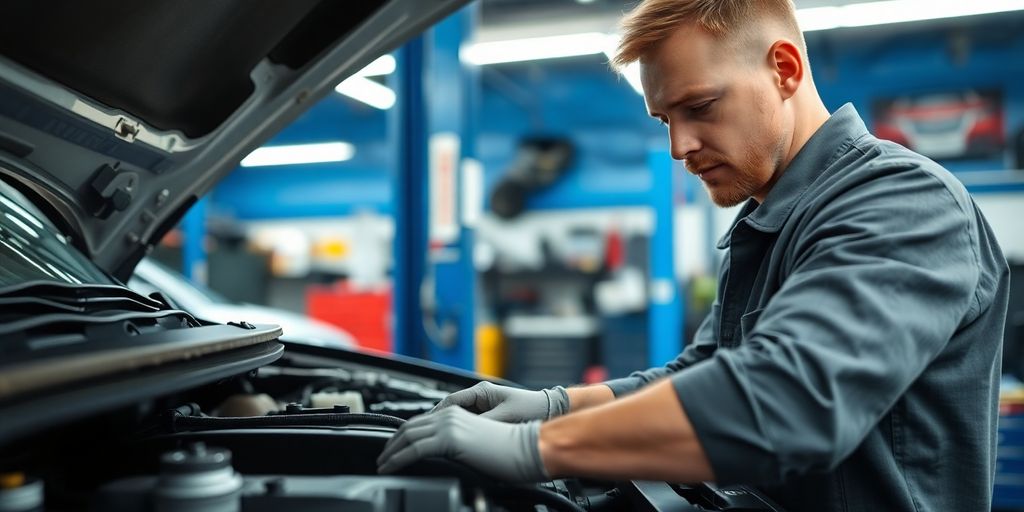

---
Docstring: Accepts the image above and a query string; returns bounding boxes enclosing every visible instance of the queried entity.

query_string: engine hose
[487,484,587,512]
[582,489,623,511]
[170,411,406,432]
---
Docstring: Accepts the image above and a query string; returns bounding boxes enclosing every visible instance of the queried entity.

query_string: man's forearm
[565,384,616,413]
[540,379,714,483]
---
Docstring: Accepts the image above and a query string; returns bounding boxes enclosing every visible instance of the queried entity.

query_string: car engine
[0,343,784,512]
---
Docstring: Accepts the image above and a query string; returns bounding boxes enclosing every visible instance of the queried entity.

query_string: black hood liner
[0,0,386,138]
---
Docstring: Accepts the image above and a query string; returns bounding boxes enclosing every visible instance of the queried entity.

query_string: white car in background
[129,257,356,349]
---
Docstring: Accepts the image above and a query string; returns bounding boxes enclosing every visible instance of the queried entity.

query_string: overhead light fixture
[797,0,1024,31]
[466,0,1024,66]
[462,32,611,65]
[601,35,645,95]
[619,63,644,95]
[599,0,1024,95]
[355,54,396,77]
[240,142,355,167]
[334,76,396,110]
[333,55,397,108]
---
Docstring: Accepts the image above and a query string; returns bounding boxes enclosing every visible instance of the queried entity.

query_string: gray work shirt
[605,104,1010,512]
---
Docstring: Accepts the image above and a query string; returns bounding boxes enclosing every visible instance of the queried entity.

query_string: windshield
[132,257,232,305]
[0,179,119,291]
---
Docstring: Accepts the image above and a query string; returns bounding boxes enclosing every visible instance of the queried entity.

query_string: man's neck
[786,95,831,171]
[752,94,831,204]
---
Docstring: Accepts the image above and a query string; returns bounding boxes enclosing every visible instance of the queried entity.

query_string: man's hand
[432,382,569,422]
[376,406,548,482]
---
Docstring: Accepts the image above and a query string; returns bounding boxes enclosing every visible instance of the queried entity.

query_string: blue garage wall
[214,161,394,219]
[212,93,394,219]
[211,14,1024,220]
[478,57,670,209]
[807,17,1024,173]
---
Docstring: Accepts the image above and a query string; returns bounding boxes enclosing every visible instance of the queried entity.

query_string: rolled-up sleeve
[673,168,982,485]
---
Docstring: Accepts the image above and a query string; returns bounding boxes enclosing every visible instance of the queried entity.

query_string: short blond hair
[612,0,805,69]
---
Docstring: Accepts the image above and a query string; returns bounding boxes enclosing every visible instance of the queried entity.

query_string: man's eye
[691,100,715,115]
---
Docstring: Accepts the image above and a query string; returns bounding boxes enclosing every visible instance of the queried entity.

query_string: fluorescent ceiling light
[355,54,396,77]
[797,0,1024,31]
[335,55,396,108]
[334,76,396,109]
[240,142,355,167]
[599,0,1024,96]
[601,35,644,95]
[620,63,644,95]
[462,32,611,65]
[467,0,1024,67]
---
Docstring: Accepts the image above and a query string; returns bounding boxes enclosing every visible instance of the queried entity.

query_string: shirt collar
[716,103,868,249]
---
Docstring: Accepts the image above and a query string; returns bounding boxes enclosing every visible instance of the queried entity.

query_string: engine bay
[0,344,783,511]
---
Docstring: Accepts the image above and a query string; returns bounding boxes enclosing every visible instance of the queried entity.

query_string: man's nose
[668,125,701,160]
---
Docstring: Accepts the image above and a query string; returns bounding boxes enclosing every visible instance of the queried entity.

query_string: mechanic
[376,1,1010,510]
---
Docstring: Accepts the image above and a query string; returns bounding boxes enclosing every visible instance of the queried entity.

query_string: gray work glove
[376,406,548,482]
[431,381,570,422]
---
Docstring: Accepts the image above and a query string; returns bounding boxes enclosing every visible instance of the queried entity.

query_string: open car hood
[0,0,468,280]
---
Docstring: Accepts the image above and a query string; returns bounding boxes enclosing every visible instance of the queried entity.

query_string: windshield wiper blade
[0,295,163,321]
[0,294,88,317]
[0,281,165,310]
[0,296,89,314]
[0,309,200,337]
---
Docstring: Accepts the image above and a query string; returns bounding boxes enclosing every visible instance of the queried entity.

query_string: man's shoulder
[816,133,973,214]
[859,135,969,195]
[781,133,979,253]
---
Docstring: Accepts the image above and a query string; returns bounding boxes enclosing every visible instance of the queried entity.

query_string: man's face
[640,24,791,207]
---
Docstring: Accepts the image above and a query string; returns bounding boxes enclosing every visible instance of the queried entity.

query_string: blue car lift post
[391,6,478,370]
[647,149,684,367]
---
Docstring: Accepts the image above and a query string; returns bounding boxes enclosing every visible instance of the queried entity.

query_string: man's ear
[768,39,803,100]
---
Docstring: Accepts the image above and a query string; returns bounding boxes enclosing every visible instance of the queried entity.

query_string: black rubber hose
[487,484,587,512]
[582,489,623,511]
[170,412,406,432]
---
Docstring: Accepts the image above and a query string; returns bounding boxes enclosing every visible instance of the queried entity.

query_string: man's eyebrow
[651,86,724,117]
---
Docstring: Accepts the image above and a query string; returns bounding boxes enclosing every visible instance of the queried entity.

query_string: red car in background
[874,90,1005,160]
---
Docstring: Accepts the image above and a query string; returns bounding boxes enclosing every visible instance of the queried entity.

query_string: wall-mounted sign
[429,132,460,247]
